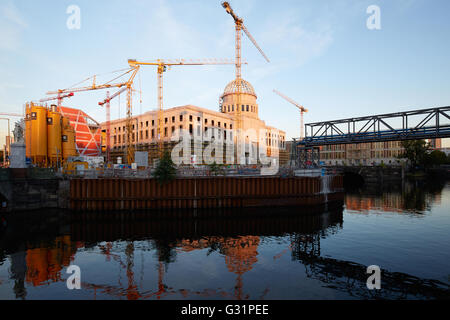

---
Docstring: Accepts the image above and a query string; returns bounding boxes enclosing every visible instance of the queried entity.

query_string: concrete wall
[0,168,69,213]
[330,166,404,185]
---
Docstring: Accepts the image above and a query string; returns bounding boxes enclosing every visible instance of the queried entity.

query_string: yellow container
[47,111,62,165]
[101,130,107,153]
[62,117,77,160]
[30,105,48,165]
[25,103,32,159]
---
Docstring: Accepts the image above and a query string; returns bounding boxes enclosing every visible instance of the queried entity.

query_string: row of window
[222,105,257,113]
[112,130,286,149]
[113,114,233,134]
[322,149,403,160]
[322,141,403,151]
[113,126,236,144]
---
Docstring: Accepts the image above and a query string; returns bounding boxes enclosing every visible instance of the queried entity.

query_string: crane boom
[39,92,74,103]
[0,113,23,117]
[242,25,270,63]
[46,67,138,95]
[273,89,307,112]
[128,58,237,67]
[221,1,270,68]
[99,87,128,106]
[273,89,308,140]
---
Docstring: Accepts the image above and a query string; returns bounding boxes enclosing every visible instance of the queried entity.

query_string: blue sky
[1,0,450,146]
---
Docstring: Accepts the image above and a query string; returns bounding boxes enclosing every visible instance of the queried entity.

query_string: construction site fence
[62,165,300,179]
[69,175,345,211]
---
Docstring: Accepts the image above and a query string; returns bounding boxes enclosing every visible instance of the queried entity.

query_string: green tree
[398,140,430,170]
[208,161,225,176]
[153,151,177,185]
[427,150,448,166]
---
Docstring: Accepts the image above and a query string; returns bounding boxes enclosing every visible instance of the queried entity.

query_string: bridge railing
[302,106,450,146]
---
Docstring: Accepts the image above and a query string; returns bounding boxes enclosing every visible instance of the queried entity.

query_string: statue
[13,120,25,144]
[9,119,26,168]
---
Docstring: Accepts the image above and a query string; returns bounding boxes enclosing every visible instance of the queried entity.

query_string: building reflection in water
[345,179,446,214]
[25,236,77,287]
[1,199,449,299]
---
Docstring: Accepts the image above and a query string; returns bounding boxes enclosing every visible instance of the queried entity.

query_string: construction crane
[39,92,74,105]
[221,1,270,159]
[127,59,237,156]
[273,89,308,140]
[98,87,128,163]
[47,66,140,164]
[0,113,23,117]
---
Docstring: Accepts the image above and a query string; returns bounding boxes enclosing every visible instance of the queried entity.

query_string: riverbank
[0,168,344,214]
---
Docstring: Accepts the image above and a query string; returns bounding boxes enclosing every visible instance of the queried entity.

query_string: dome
[222,78,257,98]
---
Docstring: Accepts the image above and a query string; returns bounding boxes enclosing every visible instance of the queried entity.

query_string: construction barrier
[69,175,344,212]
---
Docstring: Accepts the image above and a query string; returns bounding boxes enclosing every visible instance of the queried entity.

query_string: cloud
[1,2,28,28]
[142,0,208,57]
[251,11,334,80]
[0,1,28,52]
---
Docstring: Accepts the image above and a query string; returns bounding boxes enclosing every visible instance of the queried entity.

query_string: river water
[0,179,449,300]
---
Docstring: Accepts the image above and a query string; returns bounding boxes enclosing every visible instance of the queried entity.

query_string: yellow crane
[221,2,270,158]
[273,89,308,140]
[47,67,140,164]
[127,58,237,156]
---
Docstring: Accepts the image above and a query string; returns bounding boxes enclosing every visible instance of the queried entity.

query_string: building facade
[320,139,442,166]
[102,78,287,165]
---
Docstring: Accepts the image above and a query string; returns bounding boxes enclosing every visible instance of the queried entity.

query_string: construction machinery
[221,1,270,160]
[127,59,237,156]
[98,87,128,163]
[273,89,308,140]
[39,92,74,106]
[47,67,140,164]
[0,113,24,118]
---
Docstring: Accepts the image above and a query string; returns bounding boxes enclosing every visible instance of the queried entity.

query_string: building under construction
[104,79,289,165]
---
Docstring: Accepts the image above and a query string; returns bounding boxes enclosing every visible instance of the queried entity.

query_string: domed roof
[222,78,257,98]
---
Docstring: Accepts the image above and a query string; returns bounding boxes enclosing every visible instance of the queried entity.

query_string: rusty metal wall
[70,176,343,211]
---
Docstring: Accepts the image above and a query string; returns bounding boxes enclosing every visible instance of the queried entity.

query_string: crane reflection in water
[1,179,449,300]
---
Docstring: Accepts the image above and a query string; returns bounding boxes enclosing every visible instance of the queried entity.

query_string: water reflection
[346,179,446,214]
[1,181,449,300]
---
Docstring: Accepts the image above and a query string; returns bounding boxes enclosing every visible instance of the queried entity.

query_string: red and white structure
[58,106,102,157]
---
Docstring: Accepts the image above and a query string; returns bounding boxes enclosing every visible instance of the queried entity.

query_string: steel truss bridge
[291,106,450,167]
[302,106,450,146]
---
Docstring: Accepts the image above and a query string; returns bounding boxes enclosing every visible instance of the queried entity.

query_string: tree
[427,150,448,166]
[208,161,225,176]
[153,151,177,185]
[398,140,430,170]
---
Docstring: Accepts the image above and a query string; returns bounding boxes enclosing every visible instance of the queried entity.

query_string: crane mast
[221,2,270,163]
[128,59,236,157]
[99,87,128,164]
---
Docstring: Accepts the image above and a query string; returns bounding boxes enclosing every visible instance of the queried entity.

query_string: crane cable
[64,68,134,90]
[139,70,143,115]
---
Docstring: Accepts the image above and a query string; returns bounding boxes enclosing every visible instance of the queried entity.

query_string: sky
[1,0,450,146]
